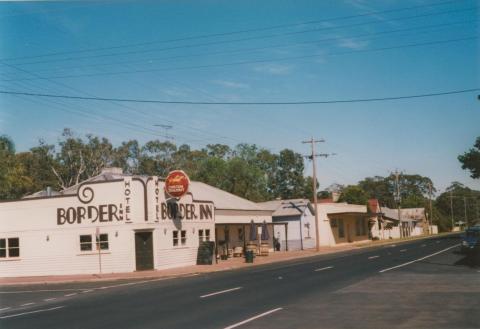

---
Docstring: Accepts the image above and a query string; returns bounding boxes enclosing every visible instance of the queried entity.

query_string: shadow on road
[454,252,480,268]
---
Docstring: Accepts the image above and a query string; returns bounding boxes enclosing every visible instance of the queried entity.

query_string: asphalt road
[1,234,478,329]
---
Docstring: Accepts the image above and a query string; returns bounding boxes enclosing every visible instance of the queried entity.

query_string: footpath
[0,232,456,286]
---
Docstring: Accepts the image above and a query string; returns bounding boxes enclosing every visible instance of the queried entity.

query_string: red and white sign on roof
[164,170,190,198]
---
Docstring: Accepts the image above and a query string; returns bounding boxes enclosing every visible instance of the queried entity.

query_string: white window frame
[0,237,20,258]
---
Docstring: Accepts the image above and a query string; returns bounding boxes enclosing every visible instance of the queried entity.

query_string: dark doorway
[135,231,154,271]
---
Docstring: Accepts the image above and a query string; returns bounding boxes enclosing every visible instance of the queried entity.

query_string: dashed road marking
[379,244,460,273]
[400,249,407,252]
[421,244,426,247]
[64,293,77,297]
[200,287,242,299]
[223,308,283,329]
[0,307,11,312]
[44,298,56,302]
[314,266,334,272]
[20,302,35,307]
[82,290,93,294]
[0,306,65,319]
[368,255,380,259]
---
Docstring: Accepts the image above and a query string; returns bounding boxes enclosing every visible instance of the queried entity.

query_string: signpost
[96,227,102,274]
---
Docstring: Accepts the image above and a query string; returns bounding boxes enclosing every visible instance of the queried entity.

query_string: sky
[0,0,478,194]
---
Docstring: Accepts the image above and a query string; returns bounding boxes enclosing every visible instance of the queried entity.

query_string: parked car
[461,226,480,254]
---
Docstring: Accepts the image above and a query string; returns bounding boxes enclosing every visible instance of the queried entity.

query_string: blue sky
[0,0,478,193]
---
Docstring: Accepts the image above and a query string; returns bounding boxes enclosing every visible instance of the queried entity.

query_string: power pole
[302,138,325,252]
[394,170,403,238]
[428,181,433,235]
[464,196,468,228]
[450,191,454,230]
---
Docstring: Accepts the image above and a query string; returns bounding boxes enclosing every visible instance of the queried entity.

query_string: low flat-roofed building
[316,202,370,246]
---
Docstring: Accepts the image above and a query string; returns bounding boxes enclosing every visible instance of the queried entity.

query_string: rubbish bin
[245,250,254,263]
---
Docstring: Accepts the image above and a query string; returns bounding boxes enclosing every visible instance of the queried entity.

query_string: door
[135,232,154,271]
[346,224,353,243]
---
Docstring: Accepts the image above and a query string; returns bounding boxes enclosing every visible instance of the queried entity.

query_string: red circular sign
[165,170,190,198]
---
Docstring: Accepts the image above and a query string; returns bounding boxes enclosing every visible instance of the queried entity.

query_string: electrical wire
[7,6,476,66]
[2,35,476,82]
[1,88,478,105]
[0,0,467,62]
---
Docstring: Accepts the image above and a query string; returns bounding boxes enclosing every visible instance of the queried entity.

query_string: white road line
[82,290,93,294]
[0,306,65,319]
[368,255,380,259]
[379,244,460,273]
[400,249,407,252]
[421,244,426,247]
[223,308,283,329]
[314,266,334,272]
[64,293,77,297]
[20,302,35,307]
[200,287,242,299]
[0,288,83,294]
[436,241,441,243]
[0,307,11,312]
[43,298,56,302]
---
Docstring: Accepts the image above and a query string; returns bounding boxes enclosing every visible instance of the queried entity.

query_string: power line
[1,0,467,62]
[1,88,478,105]
[3,35,477,82]
[6,6,476,67]
[19,19,476,75]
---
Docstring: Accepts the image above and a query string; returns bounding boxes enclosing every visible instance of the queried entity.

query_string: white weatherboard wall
[273,207,316,251]
[0,177,215,277]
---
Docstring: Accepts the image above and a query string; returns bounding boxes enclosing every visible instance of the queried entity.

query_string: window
[238,228,244,241]
[355,218,366,236]
[199,229,211,243]
[181,230,187,246]
[338,219,345,238]
[96,234,109,250]
[0,238,20,258]
[173,231,179,246]
[330,219,338,227]
[80,235,92,251]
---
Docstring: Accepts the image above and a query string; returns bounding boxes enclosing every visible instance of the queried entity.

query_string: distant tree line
[0,128,315,202]
[1,130,478,232]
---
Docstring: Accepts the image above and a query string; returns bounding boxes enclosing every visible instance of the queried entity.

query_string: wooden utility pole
[450,191,454,230]
[464,196,468,228]
[394,170,403,238]
[428,181,433,235]
[302,138,325,252]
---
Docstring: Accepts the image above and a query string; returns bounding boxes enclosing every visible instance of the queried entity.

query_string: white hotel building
[0,168,273,277]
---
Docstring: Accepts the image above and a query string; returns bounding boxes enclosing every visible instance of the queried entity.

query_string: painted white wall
[0,178,216,277]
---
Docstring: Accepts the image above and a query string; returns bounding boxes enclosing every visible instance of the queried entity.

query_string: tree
[138,140,177,177]
[358,176,394,208]
[0,135,35,199]
[338,185,368,205]
[275,149,305,199]
[458,136,480,179]
[436,182,480,230]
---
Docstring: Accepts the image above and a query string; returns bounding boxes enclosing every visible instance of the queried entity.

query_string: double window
[199,229,211,242]
[173,230,187,246]
[0,238,20,258]
[79,234,109,252]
